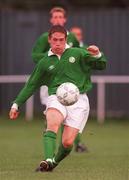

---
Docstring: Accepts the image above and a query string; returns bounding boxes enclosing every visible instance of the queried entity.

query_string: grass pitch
[0,116,128,180]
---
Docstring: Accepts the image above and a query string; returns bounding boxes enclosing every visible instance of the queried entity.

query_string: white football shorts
[46,94,90,133]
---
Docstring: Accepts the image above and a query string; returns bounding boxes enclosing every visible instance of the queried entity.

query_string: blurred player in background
[9,25,107,172]
[32,6,79,63]
[32,7,86,153]
[70,26,88,48]
[70,26,90,152]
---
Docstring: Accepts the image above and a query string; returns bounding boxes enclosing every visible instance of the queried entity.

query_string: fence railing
[1,75,129,123]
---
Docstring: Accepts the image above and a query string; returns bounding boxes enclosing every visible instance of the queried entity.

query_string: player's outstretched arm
[86,45,107,70]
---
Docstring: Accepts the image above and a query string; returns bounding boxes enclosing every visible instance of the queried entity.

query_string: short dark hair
[48,25,67,38]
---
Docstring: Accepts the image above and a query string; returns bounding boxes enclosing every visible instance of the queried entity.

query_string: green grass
[0,116,129,180]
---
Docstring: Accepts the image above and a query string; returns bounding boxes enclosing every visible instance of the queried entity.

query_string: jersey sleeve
[82,49,107,70]
[31,32,49,64]
[13,61,45,107]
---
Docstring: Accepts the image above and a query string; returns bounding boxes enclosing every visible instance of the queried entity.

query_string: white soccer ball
[56,82,80,106]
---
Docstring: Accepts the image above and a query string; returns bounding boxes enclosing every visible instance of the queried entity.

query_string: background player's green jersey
[32,32,80,64]
[14,47,107,107]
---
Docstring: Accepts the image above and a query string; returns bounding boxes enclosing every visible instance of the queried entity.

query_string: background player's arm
[68,32,80,47]
[31,33,49,64]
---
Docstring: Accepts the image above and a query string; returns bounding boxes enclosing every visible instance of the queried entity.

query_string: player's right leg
[36,106,64,172]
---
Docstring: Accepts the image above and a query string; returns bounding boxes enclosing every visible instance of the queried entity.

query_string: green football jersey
[14,47,107,107]
[32,32,80,64]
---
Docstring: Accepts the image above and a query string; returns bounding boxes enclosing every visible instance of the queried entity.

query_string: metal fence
[0,8,129,117]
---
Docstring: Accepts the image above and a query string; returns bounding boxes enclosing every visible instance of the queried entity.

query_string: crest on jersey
[48,65,55,70]
[69,57,76,63]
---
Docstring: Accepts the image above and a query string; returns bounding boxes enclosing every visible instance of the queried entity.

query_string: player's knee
[47,123,59,133]
[62,139,73,148]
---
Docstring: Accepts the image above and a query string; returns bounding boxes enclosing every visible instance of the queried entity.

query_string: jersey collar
[48,43,70,57]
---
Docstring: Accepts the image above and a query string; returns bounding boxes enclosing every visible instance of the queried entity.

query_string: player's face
[50,12,66,26]
[71,28,83,42]
[48,32,66,55]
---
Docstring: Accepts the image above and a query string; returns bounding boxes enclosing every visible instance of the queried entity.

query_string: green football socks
[43,130,73,166]
[54,143,73,164]
[43,131,56,159]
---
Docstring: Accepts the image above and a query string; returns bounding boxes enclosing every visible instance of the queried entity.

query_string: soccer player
[70,26,88,49]
[32,6,85,152]
[32,6,79,109]
[9,25,107,172]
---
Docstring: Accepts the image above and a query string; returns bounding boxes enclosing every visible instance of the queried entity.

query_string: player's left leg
[61,125,88,153]
[53,125,79,165]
